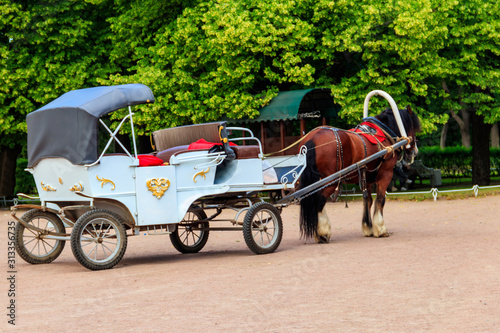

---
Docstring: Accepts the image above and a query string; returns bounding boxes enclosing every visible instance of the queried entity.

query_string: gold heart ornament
[146,178,171,199]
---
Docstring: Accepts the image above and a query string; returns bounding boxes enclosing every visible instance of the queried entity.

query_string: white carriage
[12,84,306,270]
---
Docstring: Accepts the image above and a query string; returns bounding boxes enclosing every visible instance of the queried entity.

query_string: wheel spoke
[85,243,98,258]
[265,230,272,244]
[41,239,49,254]
[103,223,112,235]
[101,243,114,255]
[23,236,37,246]
[25,225,38,236]
[181,230,189,244]
[40,238,55,251]
[29,239,39,254]
[178,229,187,239]
[83,225,96,238]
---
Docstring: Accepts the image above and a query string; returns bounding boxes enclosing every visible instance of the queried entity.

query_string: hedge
[15,158,37,195]
[417,146,500,178]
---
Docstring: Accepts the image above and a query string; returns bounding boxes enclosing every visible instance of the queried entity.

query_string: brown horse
[298,106,421,243]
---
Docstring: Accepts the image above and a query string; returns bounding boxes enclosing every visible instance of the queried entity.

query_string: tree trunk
[449,108,471,148]
[440,120,449,148]
[460,108,471,148]
[0,146,22,198]
[491,122,499,148]
[442,81,471,148]
[471,113,491,186]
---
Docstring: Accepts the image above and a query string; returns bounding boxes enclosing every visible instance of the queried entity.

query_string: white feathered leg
[372,207,388,237]
[314,210,332,243]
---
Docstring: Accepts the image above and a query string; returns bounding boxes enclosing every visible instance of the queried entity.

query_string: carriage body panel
[30,149,305,227]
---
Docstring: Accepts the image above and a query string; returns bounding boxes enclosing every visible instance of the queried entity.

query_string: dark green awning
[228,88,339,123]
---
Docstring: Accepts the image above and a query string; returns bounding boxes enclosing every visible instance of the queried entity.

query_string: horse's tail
[299,140,326,239]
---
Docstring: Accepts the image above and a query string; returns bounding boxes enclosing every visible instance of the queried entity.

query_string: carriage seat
[152,121,235,161]
[155,145,189,163]
[155,145,261,163]
[152,122,226,151]
[231,146,261,159]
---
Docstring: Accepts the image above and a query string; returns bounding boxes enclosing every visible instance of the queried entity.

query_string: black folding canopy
[27,84,155,167]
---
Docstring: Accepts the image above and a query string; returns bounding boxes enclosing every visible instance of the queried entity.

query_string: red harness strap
[349,122,387,145]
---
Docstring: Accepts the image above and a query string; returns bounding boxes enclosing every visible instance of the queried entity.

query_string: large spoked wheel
[70,209,127,271]
[243,202,283,255]
[170,208,209,254]
[15,209,66,264]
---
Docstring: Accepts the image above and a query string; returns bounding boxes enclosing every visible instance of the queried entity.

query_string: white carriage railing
[86,105,138,168]
[284,146,307,185]
[226,127,264,158]
[169,151,226,169]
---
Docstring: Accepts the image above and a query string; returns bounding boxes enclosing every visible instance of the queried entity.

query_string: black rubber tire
[70,209,127,271]
[170,208,209,254]
[243,202,283,254]
[15,209,66,264]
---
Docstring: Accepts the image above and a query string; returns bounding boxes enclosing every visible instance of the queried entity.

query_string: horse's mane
[376,107,421,137]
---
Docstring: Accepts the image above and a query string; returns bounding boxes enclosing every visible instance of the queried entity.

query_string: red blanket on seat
[187,138,237,150]
[349,122,387,144]
[138,155,164,166]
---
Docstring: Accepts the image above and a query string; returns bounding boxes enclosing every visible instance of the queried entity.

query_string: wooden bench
[411,160,442,187]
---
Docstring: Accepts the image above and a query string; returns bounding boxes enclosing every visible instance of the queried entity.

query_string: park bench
[411,160,442,187]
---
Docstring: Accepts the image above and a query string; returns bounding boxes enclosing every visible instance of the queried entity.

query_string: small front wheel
[70,209,127,270]
[243,202,283,254]
[15,209,66,264]
[170,208,209,254]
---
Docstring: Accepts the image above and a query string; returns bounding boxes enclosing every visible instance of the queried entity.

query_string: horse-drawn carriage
[12,84,420,270]
[12,84,307,270]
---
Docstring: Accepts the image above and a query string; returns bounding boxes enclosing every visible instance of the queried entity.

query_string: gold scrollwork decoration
[96,175,116,190]
[69,182,84,192]
[58,177,63,185]
[193,167,210,183]
[146,178,171,199]
[40,182,56,192]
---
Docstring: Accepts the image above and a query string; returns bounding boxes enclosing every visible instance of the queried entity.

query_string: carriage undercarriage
[12,192,286,270]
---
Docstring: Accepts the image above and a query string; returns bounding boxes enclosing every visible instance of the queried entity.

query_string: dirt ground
[1,195,499,332]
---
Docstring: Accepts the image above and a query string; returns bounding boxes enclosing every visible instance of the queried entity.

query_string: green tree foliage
[2,0,500,193]
[309,0,449,131]
[438,0,500,123]
[1,0,119,146]
[108,1,320,132]
[0,0,118,196]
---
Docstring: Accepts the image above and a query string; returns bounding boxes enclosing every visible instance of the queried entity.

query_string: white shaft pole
[363,90,409,147]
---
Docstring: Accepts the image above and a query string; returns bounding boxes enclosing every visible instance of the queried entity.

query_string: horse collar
[361,117,398,141]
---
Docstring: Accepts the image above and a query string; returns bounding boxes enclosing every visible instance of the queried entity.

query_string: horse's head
[377,105,421,164]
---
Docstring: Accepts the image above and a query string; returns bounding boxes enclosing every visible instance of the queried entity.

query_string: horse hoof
[315,235,330,243]
[375,233,390,238]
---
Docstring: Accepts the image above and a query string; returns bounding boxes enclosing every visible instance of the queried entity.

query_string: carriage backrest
[152,122,227,151]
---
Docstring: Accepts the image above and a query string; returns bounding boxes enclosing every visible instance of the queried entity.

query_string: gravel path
[2,195,499,332]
